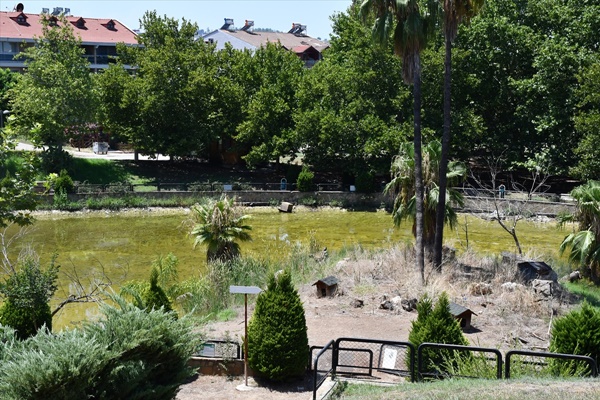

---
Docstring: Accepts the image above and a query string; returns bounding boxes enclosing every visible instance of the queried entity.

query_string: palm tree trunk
[433,34,453,272]
[413,54,425,286]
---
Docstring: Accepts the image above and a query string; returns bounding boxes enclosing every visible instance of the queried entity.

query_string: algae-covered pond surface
[6,207,570,329]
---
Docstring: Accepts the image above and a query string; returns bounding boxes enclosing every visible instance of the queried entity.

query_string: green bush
[296,166,314,192]
[0,257,58,340]
[0,297,198,400]
[53,169,74,194]
[247,271,309,381]
[0,299,52,340]
[549,302,600,375]
[142,267,174,314]
[408,293,468,376]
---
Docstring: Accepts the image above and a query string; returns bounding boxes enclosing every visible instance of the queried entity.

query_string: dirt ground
[176,254,569,400]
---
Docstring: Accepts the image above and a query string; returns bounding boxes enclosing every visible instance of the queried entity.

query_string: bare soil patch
[177,248,579,399]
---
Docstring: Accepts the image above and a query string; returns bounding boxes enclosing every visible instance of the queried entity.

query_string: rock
[531,279,558,297]
[401,298,417,312]
[379,300,393,310]
[568,271,581,283]
[391,296,403,308]
[501,282,523,292]
[350,299,364,308]
[470,282,493,296]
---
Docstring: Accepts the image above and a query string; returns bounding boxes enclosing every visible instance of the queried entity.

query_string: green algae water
[5,208,570,329]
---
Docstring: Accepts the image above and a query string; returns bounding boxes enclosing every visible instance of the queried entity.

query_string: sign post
[229,285,262,386]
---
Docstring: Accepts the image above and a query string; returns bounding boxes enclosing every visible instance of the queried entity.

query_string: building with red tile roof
[203,19,329,68]
[0,4,138,71]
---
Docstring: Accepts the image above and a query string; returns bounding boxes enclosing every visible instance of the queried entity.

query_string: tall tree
[433,0,484,271]
[235,43,305,166]
[294,5,409,178]
[113,11,221,159]
[360,0,438,285]
[8,14,96,172]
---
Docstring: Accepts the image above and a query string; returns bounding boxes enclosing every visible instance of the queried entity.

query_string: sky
[1,0,354,40]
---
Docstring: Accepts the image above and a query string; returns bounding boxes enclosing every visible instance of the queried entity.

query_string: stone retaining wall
[58,191,576,216]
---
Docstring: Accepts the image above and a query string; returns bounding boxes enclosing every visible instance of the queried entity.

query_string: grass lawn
[332,377,600,400]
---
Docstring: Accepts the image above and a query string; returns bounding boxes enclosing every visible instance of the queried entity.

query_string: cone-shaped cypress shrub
[247,271,309,381]
[408,292,468,375]
[142,267,174,314]
[549,301,600,376]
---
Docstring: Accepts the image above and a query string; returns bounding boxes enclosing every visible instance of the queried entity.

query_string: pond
[5,207,570,330]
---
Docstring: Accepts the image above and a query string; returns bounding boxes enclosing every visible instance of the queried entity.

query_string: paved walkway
[15,142,170,161]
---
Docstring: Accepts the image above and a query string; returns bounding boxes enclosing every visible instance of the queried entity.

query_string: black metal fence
[312,340,335,400]
[417,343,503,380]
[505,350,598,379]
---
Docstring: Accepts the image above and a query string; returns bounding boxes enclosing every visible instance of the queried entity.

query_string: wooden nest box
[448,302,475,331]
[313,276,338,298]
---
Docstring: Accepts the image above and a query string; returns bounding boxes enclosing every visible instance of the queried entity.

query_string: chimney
[221,18,234,30]
[241,20,254,32]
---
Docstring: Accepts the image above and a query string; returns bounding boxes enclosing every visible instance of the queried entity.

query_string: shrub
[0,297,199,400]
[0,257,58,340]
[296,166,314,192]
[247,271,309,381]
[408,293,468,375]
[53,169,74,194]
[549,301,600,375]
[0,299,52,341]
[142,267,174,314]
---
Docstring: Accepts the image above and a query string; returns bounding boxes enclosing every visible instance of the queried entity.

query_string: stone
[501,282,523,292]
[401,298,417,312]
[568,271,581,283]
[470,282,493,296]
[391,296,403,308]
[380,300,393,310]
[350,299,364,308]
[531,279,557,298]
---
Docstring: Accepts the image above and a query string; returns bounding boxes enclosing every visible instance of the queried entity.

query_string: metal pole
[244,293,248,386]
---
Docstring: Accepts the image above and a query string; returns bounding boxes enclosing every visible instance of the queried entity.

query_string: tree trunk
[433,34,453,272]
[413,55,425,286]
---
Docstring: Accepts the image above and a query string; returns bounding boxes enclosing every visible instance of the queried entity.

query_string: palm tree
[559,181,600,284]
[386,140,465,257]
[433,0,484,271]
[360,0,438,285]
[190,195,252,263]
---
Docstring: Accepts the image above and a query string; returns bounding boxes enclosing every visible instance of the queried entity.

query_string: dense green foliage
[549,302,600,374]
[0,297,198,399]
[8,15,95,172]
[408,293,468,374]
[296,166,314,192]
[142,267,174,314]
[3,0,600,179]
[0,257,58,340]
[247,271,309,381]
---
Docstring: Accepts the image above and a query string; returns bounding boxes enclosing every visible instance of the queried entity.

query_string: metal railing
[505,350,598,379]
[417,343,503,381]
[312,340,335,400]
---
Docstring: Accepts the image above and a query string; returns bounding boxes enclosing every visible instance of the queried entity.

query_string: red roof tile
[0,11,138,45]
